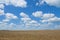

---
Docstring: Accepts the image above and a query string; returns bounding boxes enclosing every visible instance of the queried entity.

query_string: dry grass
[0,30,60,40]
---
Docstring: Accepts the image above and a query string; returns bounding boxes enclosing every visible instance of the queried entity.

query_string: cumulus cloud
[20,12,29,18]
[32,11,60,29]
[0,12,18,30]
[20,12,40,27]
[41,17,60,23]
[10,0,27,7]
[21,18,31,23]
[0,4,4,9]
[0,9,4,15]
[28,20,40,27]
[0,22,7,27]
[32,11,55,19]
[47,17,60,22]
[41,15,60,29]
[0,0,27,8]
[36,0,45,6]
[2,19,10,22]
[37,0,60,7]
[44,0,60,7]
[0,12,18,23]
[9,23,16,28]
[0,22,17,30]
[5,13,18,19]
[36,3,39,6]
[22,19,40,27]
[1,13,18,23]
[0,11,60,30]
[42,13,55,19]
[32,11,43,17]
[0,0,27,30]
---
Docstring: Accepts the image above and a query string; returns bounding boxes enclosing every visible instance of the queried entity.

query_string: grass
[0,30,60,40]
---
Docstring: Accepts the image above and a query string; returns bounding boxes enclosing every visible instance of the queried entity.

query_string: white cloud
[0,4,4,9]
[40,0,45,5]
[1,13,18,23]
[9,23,16,28]
[0,0,5,3]
[20,12,29,18]
[41,17,60,23]
[0,22,2,24]
[2,19,10,22]
[42,13,55,19]
[24,20,40,27]
[29,20,38,24]
[0,10,60,30]
[0,0,27,8]
[21,17,31,23]
[48,17,60,22]
[32,11,60,29]
[0,22,8,27]
[20,12,40,27]
[32,11,43,17]
[0,9,4,15]
[32,11,56,20]
[0,9,19,30]
[39,0,60,7]
[10,0,27,7]
[39,17,60,30]
[21,18,31,21]
[0,22,17,30]
[0,11,59,30]
[55,25,60,29]
[29,20,40,27]
[36,3,39,6]
[5,13,18,19]
[44,0,60,7]
[36,0,45,6]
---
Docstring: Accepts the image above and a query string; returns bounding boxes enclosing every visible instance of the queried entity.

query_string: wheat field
[0,30,60,40]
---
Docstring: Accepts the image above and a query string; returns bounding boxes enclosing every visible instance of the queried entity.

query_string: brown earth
[0,30,60,40]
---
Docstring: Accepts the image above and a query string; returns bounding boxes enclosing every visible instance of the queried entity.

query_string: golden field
[0,30,60,40]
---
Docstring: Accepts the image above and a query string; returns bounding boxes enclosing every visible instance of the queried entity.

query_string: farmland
[0,30,60,40]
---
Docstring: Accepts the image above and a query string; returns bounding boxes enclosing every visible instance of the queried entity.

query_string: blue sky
[0,0,60,30]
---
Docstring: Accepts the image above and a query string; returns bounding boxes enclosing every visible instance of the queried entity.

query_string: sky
[0,0,60,30]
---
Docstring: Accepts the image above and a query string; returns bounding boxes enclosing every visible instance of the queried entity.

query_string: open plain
[0,30,60,40]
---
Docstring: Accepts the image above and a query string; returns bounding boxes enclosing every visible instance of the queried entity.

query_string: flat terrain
[0,30,60,40]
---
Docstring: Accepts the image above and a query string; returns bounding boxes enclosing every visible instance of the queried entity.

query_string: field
[0,30,60,40]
